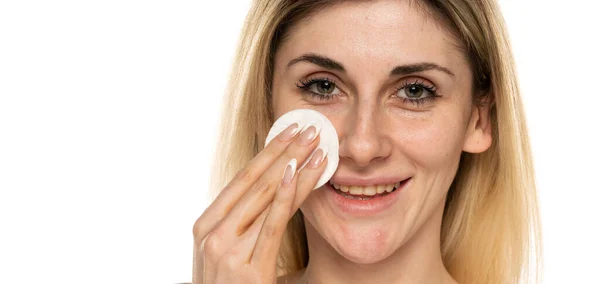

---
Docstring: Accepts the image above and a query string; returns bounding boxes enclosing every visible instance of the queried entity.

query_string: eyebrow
[287,53,455,78]
[287,54,345,72]
[390,62,455,77]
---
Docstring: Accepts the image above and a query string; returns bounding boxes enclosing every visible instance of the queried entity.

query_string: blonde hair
[210,0,542,283]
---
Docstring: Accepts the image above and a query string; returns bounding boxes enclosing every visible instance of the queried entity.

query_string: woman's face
[271,1,490,263]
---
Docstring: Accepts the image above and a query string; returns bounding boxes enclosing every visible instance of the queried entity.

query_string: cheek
[394,112,467,170]
[271,76,294,118]
[271,74,315,118]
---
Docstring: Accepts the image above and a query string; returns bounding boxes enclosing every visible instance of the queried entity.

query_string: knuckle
[235,168,254,183]
[261,224,278,238]
[193,210,219,243]
[249,179,272,196]
[261,144,278,157]
[279,151,295,164]
[275,186,295,201]
[192,216,205,240]
[202,233,223,258]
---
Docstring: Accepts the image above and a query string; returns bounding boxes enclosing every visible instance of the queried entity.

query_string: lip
[324,177,411,217]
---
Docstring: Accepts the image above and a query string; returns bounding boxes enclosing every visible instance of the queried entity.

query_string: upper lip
[329,175,411,187]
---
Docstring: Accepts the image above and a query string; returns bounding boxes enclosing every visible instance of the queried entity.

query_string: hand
[192,123,327,284]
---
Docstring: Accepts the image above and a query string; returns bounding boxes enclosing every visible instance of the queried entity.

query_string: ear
[462,100,493,153]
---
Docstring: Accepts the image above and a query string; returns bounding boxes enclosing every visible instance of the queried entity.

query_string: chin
[302,187,417,266]
[327,223,404,264]
[336,246,394,264]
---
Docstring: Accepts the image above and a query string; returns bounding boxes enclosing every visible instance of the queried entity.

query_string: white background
[0,1,598,283]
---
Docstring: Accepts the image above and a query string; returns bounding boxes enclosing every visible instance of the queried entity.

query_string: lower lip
[324,178,410,217]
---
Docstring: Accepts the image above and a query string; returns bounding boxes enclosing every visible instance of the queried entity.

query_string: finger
[192,124,318,283]
[220,124,321,237]
[199,150,327,282]
[193,123,302,242]
[250,158,299,265]
[192,123,302,284]
[293,147,328,210]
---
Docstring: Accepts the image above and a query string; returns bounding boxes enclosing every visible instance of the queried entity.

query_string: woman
[192,0,541,283]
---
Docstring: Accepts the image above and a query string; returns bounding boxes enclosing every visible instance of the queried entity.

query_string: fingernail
[282,158,297,186]
[278,123,302,141]
[298,123,321,145]
[307,147,327,169]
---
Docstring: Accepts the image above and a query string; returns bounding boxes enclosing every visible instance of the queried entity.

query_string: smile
[329,181,404,199]
[325,178,411,216]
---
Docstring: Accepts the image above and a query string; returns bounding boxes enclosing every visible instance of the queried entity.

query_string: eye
[394,81,440,107]
[397,84,430,99]
[296,78,341,100]
[308,80,340,96]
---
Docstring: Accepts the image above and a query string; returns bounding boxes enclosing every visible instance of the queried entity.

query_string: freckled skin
[271,1,490,282]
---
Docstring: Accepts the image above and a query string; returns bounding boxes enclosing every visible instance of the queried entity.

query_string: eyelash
[295,77,337,100]
[295,77,441,106]
[394,80,440,107]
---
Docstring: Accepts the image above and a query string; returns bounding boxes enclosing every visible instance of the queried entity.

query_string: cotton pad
[264,109,339,190]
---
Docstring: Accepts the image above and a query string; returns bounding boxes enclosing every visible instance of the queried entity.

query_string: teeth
[330,181,401,196]
[349,186,362,195]
[385,184,394,192]
[340,185,349,192]
[363,186,376,196]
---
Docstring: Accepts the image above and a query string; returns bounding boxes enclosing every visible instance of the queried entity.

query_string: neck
[299,201,457,284]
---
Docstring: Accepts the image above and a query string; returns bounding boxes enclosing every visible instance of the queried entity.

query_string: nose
[338,104,392,168]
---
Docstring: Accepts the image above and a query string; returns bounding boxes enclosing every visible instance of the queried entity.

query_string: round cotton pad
[264,109,339,190]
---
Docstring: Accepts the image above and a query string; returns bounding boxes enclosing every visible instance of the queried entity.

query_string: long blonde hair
[210,0,542,283]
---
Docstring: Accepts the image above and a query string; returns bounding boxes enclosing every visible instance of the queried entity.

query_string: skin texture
[271,1,492,283]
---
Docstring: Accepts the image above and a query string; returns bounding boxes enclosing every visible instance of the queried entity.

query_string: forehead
[276,0,468,78]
